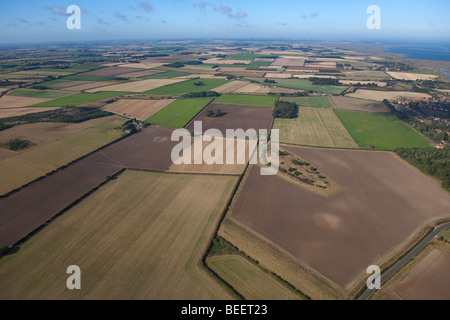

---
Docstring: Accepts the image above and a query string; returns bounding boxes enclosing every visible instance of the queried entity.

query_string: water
[384,44,450,62]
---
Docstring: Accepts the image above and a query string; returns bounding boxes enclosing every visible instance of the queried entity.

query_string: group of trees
[206,109,222,118]
[181,91,220,98]
[273,100,298,119]
[395,147,450,191]
[308,77,340,86]
[4,138,32,151]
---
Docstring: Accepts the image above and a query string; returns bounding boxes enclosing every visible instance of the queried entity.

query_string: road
[358,221,450,300]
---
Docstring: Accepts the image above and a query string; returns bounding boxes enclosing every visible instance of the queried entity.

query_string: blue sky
[0,0,449,44]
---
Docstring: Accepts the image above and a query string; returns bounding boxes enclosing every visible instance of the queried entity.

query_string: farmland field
[79,66,145,77]
[105,99,175,120]
[281,96,333,108]
[273,107,358,148]
[145,97,213,128]
[144,78,229,95]
[0,170,238,299]
[185,102,274,137]
[87,78,186,93]
[32,92,128,107]
[386,72,438,81]
[220,147,450,297]
[334,110,431,150]
[140,71,189,79]
[0,107,60,119]
[212,81,250,94]
[0,116,124,196]
[392,249,450,300]
[329,96,390,113]
[346,89,431,101]
[214,94,276,106]
[0,95,50,109]
[8,89,73,99]
[270,79,348,95]
[207,254,302,300]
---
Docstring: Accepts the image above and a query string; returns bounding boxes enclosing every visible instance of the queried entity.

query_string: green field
[62,75,116,82]
[248,60,273,67]
[144,78,228,95]
[32,92,128,107]
[29,79,72,89]
[214,94,276,106]
[439,227,450,242]
[140,71,189,79]
[268,79,347,95]
[8,89,73,99]
[145,97,213,128]
[334,110,431,150]
[228,53,278,61]
[281,96,333,108]
[37,65,101,73]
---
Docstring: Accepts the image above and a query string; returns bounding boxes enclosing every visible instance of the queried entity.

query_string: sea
[384,43,450,79]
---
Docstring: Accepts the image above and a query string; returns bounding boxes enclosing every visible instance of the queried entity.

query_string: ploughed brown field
[271,58,305,67]
[79,66,146,77]
[0,126,179,247]
[185,102,274,137]
[329,96,390,113]
[392,249,450,300]
[104,99,175,121]
[226,146,450,288]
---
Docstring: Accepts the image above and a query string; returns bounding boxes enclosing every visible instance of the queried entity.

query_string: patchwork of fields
[0,170,238,299]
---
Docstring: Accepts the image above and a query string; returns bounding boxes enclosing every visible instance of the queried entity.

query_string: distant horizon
[1,0,449,45]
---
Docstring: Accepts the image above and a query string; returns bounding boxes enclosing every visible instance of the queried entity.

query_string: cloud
[194,2,247,20]
[7,21,18,27]
[45,6,87,16]
[114,12,129,23]
[18,18,30,25]
[301,12,319,19]
[277,22,288,26]
[96,17,110,25]
[161,20,167,23]
[139,1,154,13]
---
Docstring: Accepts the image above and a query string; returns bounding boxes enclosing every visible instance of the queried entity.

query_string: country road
[358,221,450,300]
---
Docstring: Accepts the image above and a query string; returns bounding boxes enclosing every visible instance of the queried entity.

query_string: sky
[0,0,449,45]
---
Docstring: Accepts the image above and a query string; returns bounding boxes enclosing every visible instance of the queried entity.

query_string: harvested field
[341,70,390,80]
[169,136,255,175]
[334,110,431,150]
[233,83,265,94]
[264,73,293,79]
[185,103,274,137]
[105,99,175,120]
[271,58,305,67]
[86,78,185,93]
[79,66,145,77]
[273,107,358,148]
[329,96,390,113]
[0,116,120,147]
[207,255,302,300]
[386,72,438,81]
[117,69,161,78]
[392,249,450,300]
[64,81,118,92]
[293,74,337,79]
[0,95,50,109]
[223,148,450,292]
[0,107,59,118]
[213,81,250,93]
[281,96,333,108]
[0,126,180,247]
[0,170,238,299]
[346,89,431,102]
[203,58,250,65]
[0,116,125,196]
